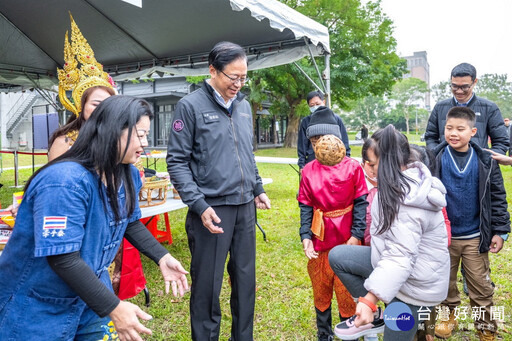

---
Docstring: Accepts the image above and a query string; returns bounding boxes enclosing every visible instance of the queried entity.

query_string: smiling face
[209,58,247,102]
[119,116,150,164]
[451,76,476,104]
[82,87,112,120]
[444,117,477,152]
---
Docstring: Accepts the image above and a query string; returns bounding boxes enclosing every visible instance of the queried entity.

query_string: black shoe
[317,332,334,341]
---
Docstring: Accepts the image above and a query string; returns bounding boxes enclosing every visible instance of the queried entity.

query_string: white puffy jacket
[364,162,450,307]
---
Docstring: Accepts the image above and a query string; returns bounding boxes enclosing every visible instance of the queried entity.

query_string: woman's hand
[485,149,512,166]
[302,238,318,259]
[4,205,18,218]
[158,253,189,297]
[109,301,152,341]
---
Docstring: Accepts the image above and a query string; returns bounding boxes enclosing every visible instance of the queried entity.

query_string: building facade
[403,51,431,109]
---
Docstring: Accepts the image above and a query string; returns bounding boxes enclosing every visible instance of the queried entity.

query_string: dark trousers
[186,201,256,341]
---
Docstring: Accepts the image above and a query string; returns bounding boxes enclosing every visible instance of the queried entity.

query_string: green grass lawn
[0,147,511,340]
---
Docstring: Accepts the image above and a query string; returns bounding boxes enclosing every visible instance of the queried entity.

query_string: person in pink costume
[297,107,369,341]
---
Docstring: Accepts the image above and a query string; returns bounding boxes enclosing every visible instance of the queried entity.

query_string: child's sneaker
[334,307,385,340]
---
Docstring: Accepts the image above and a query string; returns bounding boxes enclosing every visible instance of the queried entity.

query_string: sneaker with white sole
[334,307,385,340]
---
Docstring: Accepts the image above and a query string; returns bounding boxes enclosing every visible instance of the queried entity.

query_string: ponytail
[372,125,412,234]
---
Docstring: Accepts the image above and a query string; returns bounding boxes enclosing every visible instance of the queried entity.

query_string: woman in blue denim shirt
[0,96,188,341]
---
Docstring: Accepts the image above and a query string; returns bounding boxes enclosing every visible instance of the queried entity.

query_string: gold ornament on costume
[57,13,113,117]
[314,135,346,166]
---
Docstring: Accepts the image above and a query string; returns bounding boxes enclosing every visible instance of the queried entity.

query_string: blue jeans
[328,245,422,341]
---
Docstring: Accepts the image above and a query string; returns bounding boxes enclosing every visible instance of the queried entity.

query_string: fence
[0,150,47,187]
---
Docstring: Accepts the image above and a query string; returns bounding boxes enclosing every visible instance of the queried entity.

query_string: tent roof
[0,0,329,91]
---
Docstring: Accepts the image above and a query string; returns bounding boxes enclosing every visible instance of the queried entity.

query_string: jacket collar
[451,93,477,107]
[435,140,491,167]
[201,79,245,102]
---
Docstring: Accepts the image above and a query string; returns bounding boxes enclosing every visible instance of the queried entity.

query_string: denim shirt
[0,162,141,340]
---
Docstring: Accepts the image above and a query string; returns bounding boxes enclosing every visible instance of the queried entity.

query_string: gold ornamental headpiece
[57,13,113,117]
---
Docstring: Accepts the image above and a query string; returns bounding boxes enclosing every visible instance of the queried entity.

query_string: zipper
[229,107,244,202]
[478,161,492,252]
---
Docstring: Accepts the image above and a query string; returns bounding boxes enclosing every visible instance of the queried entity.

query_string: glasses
[450,82,474,91]
[219,70,249,85]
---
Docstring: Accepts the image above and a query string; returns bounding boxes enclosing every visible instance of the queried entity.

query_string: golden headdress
[58,13,113,117]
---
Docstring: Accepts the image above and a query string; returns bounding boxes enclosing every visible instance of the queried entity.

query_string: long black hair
[26,96,153,221]
[371,125,413,234]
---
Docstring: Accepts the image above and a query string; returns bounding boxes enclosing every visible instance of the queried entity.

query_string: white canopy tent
[0,0,330,96]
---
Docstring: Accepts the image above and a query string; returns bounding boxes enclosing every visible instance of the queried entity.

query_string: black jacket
[433,141,510,252]
[166,81,264,215]
[425,95,509,154]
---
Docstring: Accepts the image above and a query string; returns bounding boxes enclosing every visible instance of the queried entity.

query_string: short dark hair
[446,106,476,127]
[410,144,436,174]
[306,91,324,104]
[208,41,247,71]
[451,63,477,81]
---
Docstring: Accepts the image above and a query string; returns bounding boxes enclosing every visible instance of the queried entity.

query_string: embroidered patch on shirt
[42,216,67,238]
[173,119,184,132]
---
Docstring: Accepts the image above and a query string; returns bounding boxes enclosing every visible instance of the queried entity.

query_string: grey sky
[378,0,512,86]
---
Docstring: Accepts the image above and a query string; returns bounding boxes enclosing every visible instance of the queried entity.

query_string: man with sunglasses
[425,63,509,154]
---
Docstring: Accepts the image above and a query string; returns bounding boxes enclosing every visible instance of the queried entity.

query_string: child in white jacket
[329,125,450,341]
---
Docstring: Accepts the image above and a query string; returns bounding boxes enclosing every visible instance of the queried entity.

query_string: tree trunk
[405,111,410,135]
[284,110,301,148]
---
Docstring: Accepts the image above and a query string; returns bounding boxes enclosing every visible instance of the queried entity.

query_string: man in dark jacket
[424,63,509,154]
[167,41,271,341]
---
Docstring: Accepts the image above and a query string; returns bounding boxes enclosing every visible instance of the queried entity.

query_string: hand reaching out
[158,253,189,297]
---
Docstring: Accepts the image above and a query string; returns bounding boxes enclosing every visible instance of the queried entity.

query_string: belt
[311,204,353,241]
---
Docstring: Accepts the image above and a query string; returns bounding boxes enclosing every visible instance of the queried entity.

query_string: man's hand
[200,207,223,233]
[255,193,271,210]
[109,301,152,341]
[158,254,189,297]
[302,238,318,259]
[489,235,505,253]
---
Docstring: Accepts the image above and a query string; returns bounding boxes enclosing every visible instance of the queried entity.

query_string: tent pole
[25,73,59,111]
[324,54,331,108]
[304,38,326,94]
[293,62,323,93]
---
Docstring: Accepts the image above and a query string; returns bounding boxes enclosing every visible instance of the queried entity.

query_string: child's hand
[346,236,361,246]
[354,302,374,327]
[489,235,505,253]
[302,239,318,259]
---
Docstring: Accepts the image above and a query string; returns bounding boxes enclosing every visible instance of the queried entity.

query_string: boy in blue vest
[432,106,510,341]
